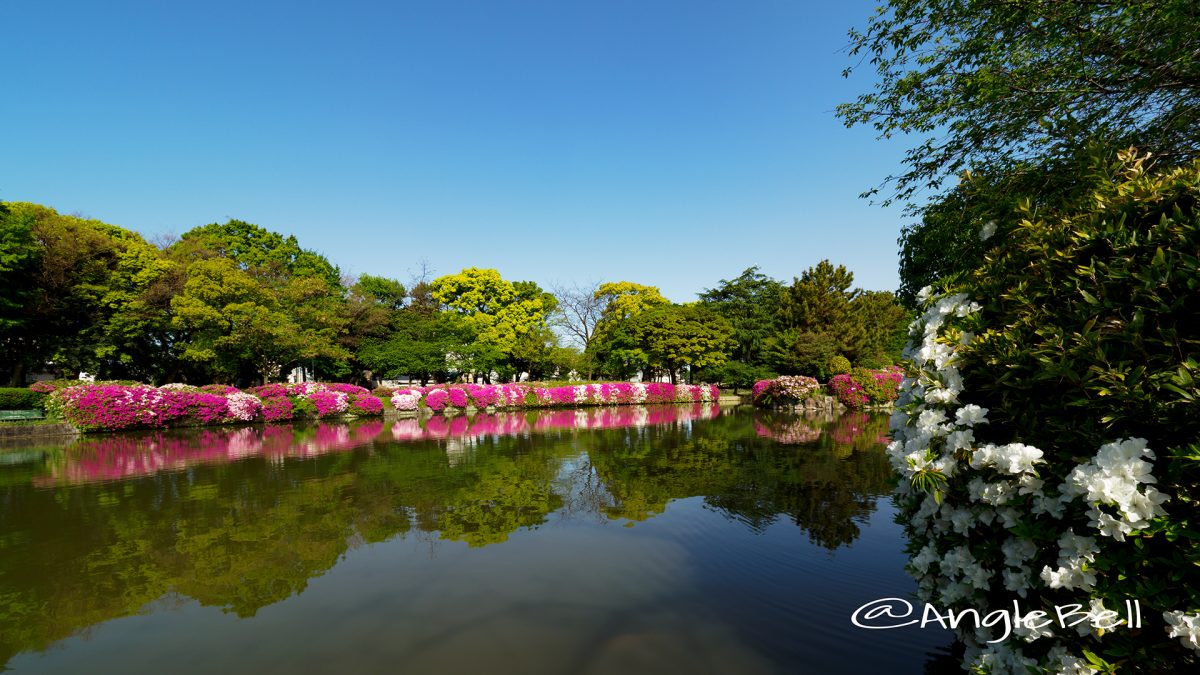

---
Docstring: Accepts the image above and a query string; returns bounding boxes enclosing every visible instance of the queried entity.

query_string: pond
[0,405,955,674]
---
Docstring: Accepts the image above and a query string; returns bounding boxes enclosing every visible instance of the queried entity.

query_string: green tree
[0,203,40,333]
[168,220,349,382]
[847,290,910,367]
[172,219,342,288]
[838,0,1200,208]
[340,274,407,383]
[171,258,348,384]
[763,330,839,379]
[773,260,867,369]
[358,310,473,385]
[840,1,1200,303]
[0,203,174,384]
[698,266,784,366]
[430,268,557,380]
[599,304,736,384]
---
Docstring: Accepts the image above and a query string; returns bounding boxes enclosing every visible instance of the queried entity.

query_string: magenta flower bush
[828,367,905,409]
[425,389,450,412]
[307,390,350,417]
[448,388,469,408]
[260,395,293,422]
[386,382,720,415]
[51,381,385,432]
[350,394,384,415]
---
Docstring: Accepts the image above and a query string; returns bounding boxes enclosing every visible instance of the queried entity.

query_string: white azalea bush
[892,154,1199,674]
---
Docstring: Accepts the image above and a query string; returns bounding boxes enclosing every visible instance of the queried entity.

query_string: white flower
[980,221,998,241]
[945,428,975,452]
[1164,610,1200,652]
[954,404,990,427]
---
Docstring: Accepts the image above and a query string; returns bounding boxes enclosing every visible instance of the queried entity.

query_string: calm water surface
[0,405,954,673]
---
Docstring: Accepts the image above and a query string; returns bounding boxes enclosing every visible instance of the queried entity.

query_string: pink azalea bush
[827,367,905,409]
[51,381,385,431]
[386,381,720,415]
[350,394,384,415]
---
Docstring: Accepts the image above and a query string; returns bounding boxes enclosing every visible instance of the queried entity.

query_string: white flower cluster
[1039,529,1099,590]
[892,286,1179,674]
[1062,438,1169,541]
[1164,611,1200,653]
[630,383,648,404]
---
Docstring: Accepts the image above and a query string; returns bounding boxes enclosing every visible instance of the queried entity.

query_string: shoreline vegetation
[0,370,907,440]
[22,380,725,434]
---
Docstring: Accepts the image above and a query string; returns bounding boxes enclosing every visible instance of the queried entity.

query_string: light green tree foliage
[588,281,672,377]
[594,281,670,322]
[431,268,557,377]
[0,203,174,384]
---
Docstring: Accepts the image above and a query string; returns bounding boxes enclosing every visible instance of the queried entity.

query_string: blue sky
[2,0,913,301]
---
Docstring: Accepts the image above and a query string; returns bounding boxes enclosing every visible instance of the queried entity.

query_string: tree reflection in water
[0,405,893,666]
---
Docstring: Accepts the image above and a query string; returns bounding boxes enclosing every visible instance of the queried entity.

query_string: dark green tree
[698,266,784,366]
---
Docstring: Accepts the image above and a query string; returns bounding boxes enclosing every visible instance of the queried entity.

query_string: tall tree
[698,266,784,366]
[593,304,735,384]
[170,258,348,384]
[431,268,557,380]
[168,219,349,382]
[838,0,1200,207]
[840,1,1200,302]
[594,281,669,323]
[172,219,342,289]
[0,203,174,384]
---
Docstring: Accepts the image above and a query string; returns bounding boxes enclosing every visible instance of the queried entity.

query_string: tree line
[0,201,908,387]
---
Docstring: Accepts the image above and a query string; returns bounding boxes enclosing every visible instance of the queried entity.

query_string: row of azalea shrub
[751,368,903,409]
[386,382,720,413]
[42,381,385,432]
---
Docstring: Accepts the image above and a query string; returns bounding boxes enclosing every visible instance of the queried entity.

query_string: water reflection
[0,406,902,671]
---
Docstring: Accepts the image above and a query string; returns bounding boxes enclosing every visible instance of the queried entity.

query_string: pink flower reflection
[42,422,385,485]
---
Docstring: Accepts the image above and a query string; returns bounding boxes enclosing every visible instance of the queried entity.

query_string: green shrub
[288,395,318,419]
[893,151,1200,673]
[0,388,46,410]
[827,355,852,375]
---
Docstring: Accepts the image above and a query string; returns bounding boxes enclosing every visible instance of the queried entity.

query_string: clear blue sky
[2,0,913,301]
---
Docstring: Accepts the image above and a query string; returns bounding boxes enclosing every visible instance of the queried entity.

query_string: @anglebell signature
[851,597,1143,644]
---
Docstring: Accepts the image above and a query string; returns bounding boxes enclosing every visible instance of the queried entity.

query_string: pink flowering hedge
[49,381,385,432]
[827,366,904,409]
[389,382,720,414]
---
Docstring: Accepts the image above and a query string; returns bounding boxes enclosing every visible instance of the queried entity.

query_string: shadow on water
[0,405,954,673]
